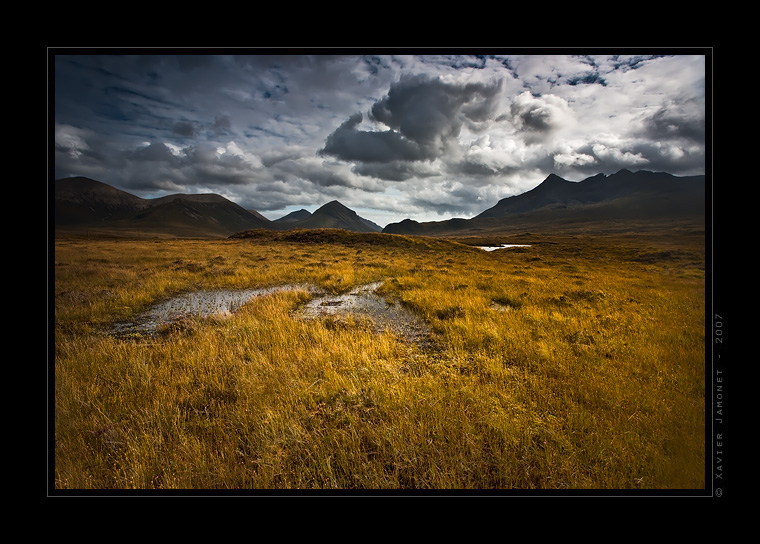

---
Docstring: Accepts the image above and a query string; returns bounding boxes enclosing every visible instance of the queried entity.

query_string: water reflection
[479,244,532,251]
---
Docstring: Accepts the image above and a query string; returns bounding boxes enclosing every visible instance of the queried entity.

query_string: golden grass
[52,229,706,491]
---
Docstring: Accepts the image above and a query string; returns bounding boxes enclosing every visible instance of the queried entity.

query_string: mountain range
[53,176,381,237]
[53,169,705,239]
[272,201,382,232]
[382,169,705,236]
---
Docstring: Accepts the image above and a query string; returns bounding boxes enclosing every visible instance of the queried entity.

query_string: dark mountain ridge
[53,176,381,237]
[286,200,382,233]
[54,170,705,239]
[54,177,149,224]
[476,169,703,219]
[273,209,312,224]
[383,169,705,236]
[54,176,271,237]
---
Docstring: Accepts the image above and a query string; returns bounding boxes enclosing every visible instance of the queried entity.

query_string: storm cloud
[319,112,427,163]
[52,52,708,226]
[319,74,504,167]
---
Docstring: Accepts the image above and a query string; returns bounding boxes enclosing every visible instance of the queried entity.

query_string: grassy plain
[51,228,706,491]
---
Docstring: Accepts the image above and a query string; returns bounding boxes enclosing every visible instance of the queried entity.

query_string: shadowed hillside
[54,177,384,238]
[383,170,705,237]
[229,227,477,253]
[277,201,382,233]
[54,176,272,237]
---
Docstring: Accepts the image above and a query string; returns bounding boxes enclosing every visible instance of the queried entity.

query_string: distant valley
[52,169,705,239]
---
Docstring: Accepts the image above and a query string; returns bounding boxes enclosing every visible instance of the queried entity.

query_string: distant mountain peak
[266,199,381,233]
[544,173,568,183]
[316,200,352,213]
[304,200,381,232]
[273,209,312,224]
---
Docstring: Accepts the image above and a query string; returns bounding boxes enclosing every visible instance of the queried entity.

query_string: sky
[52,50,707,227]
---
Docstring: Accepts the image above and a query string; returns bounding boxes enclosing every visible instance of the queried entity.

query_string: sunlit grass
[52,229,706,491]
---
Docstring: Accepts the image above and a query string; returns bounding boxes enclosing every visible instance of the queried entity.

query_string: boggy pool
[478,244,532,252]
[299,282,429,343]
[111,281,429,343]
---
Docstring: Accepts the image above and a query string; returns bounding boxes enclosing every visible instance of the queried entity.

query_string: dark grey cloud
[351,160,441,182]
[319,112,426,163]
[212,115,232,134]
[368,73,503,156]
[172,121,196,138]
[126,141,178,163]
[320,74,504,165]
[640,97,706,143]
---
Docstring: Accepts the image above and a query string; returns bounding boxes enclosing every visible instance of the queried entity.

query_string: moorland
[51,223,706,491]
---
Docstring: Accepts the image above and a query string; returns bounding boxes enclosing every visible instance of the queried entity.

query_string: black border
[44,44,721,502]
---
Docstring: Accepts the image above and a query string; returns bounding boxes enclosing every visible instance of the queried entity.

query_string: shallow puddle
[299,282,430,343]
[479,244,532,251]
[111,284,313,337]
[111,281,430,343]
